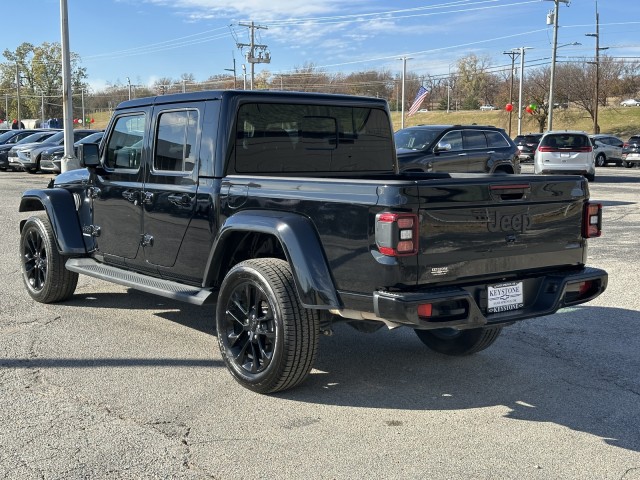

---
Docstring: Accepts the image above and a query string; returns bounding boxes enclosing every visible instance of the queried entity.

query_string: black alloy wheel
[20,215,78,303]
[216,258,318,393]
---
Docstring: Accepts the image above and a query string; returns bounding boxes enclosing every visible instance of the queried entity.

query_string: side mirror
[434,142,452,153]
[78,143,100,168]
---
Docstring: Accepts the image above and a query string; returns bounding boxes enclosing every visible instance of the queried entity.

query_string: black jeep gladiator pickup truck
[18,90,607,393]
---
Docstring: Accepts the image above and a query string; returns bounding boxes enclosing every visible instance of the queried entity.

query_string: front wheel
[20,215,78,303]
[414,326,503,356]
[216,258,319,393]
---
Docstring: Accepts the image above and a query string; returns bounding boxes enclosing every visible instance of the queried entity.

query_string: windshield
[394,128,441,150]
[0,131,19,142]
[16,132,57,144]
[76,132,104,145]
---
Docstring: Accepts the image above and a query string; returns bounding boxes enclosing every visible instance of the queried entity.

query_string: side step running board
[65,258,216,306]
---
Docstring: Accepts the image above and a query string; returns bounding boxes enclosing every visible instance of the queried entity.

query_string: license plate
[560,153,570,158]
[487,282,524,313]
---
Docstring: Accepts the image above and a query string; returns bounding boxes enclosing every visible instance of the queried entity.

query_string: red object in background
[90,118,95,123]
[73,118,78,124]
[505,103,513,112]
[525,106,533,114]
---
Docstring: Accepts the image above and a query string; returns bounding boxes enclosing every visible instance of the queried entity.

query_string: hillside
[390,105,640,138]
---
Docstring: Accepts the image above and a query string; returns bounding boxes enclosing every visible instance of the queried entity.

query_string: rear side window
[463,130,488,149]
[486,130,510,147]
[233,102,394,174]
[105,113,145,170]
[154,109,198,173]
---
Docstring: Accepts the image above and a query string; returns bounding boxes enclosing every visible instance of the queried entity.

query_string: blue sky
[4,0,637,91]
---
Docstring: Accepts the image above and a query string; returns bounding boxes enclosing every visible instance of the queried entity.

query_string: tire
[623,161,633,168]
[216,258,319,393]
[414,326,503,356]
[595,154,606,167]
[586,173,595,182]
[20,215,78,303]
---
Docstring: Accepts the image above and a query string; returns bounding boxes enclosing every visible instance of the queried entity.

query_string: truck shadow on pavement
[286,305,640,453]
[18,289,640,453]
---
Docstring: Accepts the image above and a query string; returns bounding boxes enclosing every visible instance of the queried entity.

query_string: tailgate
[416,175,588,285]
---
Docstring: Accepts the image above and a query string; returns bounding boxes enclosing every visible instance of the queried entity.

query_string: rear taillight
[582,202,602,238]
[375,212,419,256]
[623,143,629,148]
[537,146,558,152]
[577,146,593,152]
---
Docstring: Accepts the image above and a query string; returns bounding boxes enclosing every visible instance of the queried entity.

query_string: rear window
[524,135,541,144]
[628,136,640,144]
[233,102,394,174]
[541,134,589,149]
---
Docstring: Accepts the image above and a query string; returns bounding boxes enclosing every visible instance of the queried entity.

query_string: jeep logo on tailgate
[488,212,531,233]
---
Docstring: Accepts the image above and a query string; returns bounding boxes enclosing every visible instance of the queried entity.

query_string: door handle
[167,193,191,206]
[122,190,138,203]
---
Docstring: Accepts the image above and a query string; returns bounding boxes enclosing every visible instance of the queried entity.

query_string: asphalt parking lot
[1,166,639,479]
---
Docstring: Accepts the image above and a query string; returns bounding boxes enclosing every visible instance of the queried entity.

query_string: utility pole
[503,50,521,137]
[41,90,45,126]
[15,63,22,128]
[586,1,606,134]
[126,77,132,100]
[236,21,270,90]
[81,89,85,126]
[546,0,569,131]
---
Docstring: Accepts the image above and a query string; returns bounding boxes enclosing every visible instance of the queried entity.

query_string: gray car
[590,134,624,167]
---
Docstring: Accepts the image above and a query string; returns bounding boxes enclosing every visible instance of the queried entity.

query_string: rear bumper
[372,267,607,330]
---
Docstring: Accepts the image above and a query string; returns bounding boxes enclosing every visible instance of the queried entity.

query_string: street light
[516,47,533,136]
[546,0,570,131]
[398,56,412,129]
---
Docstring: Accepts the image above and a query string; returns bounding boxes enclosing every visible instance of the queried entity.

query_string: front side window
[439,130,463,151]
[154,110,198,172]
[105,114,145,169]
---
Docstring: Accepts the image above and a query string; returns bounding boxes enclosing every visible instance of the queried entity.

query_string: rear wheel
[595,154,606,167]
[20,215,78,303]
[585,173,595,182]
[216,258,319,393]
[414,326,503,356]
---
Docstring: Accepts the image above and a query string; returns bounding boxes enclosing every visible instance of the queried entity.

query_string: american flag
[407,86,428,117]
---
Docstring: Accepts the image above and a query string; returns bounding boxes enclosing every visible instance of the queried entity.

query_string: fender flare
[205,210,341,310]
[19,188,86,255]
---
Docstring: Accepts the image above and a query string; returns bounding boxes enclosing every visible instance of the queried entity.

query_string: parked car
[40,131,104,173]
[479,104,496,111]
[11,129,98,173]
[513,133,543,163]
[2,131,59,171]
[534,131,595,181]
[394,124,519,174]
[589,134,624,167]
[621,135,640,168]
[620,99,640,107]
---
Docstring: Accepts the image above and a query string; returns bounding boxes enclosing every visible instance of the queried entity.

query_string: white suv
[534,131,596,182]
